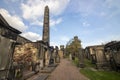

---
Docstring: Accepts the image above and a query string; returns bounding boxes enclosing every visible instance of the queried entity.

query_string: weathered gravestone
[69,54,72,60]
[85,45,108,69]
[58,45,64,59]
[49,46,54,64]
[78,48,85,68]
[55,46,60,63]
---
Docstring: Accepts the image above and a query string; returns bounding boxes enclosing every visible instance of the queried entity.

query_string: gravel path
[47,59,89,80]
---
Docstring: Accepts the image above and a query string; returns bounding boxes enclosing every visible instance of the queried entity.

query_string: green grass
[84,59,96,67]
[73,57,79,67]
[72,58,120,80]
[80,59,120,80]
[80,68,120,80]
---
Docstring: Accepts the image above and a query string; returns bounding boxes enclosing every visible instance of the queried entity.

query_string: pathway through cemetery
[47,59,89,80]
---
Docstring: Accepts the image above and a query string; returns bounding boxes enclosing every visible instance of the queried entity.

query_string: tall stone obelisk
[42,5,49,46]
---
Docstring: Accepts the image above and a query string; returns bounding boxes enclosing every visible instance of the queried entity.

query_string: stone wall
[16,35,31,44]
[0,14,21,79]
[13,43,39,63]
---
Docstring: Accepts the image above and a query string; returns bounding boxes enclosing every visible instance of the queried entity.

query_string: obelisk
[42,5,49,46]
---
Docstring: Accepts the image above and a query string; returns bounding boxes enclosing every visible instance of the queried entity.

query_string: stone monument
[42,5,50,66]
[42,5,49,46]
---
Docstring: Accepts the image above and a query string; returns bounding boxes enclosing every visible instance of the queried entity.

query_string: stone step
[23,71,35,80]
[33,75,49,80]
[40,69,51,73]
[40,67,56,73]
[27,74,49,80]
[48,64,58,67]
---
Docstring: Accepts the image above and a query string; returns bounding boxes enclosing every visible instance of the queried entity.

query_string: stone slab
[40,66,56,73]
[23,71,35,80]
[34,75,49,80]
[48,64,58,67]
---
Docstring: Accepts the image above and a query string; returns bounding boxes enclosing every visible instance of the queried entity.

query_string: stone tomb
[85,45,108,69]
[0,14,21,79]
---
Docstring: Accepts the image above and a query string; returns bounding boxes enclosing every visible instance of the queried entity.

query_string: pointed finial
[45,5,49,8]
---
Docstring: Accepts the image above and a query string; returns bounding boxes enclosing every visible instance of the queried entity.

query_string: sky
[0,0,120,48]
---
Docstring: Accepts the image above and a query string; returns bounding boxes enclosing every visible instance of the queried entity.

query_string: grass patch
[80,68,120,80]
[72,58,120,80]
[73,57,79,67]
[80,59,120,80]
[84,59,96,68]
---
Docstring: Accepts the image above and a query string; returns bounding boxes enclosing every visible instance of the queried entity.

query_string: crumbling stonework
[104,41,120,71]
[14,43,39,63]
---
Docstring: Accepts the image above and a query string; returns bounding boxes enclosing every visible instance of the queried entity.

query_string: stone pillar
[69,54,72,60]
[49,46,54,64]
[58,45,64,58]
[55,46,60,63]
[79,48,85,68]
[45,49,50,66]
[95,48,107,69]
[42,5,50,46]
[39,42,46,69]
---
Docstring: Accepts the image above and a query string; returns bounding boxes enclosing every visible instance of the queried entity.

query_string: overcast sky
[0,0,120,48]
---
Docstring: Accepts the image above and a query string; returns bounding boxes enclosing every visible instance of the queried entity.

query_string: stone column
[55,46,60,63]
[42,5,50,46]
[78,48,85,68]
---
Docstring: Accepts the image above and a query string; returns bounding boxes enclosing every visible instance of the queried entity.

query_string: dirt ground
[47,58,89,80]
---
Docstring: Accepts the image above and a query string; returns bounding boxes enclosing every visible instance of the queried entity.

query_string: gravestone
[58,45,64,58]
[69,54,72,60]
[55,46,60,63]
[49,46,54,64]
[85,45,108,69]
[78,48,85,68]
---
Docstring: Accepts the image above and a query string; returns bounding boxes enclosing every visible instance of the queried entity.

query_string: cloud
[21,32,42,41]
[50,36,70,48]
[105,0,120,9]
[21,0,67,29]
[31,17,62,27]
[83,40,104,48]
[0,8,28,32]
[69,0,101,16]
[82,21,90,27]
[106,35,120,41]
[99,12,107,17]
[60,36,69,42]
[50,18,62,26]
[103,0,120,19]
[50,41,60,48]
[21,0,70,20]
[4,0,19,3]
[69,0,120,17]
[31,20,43,26]
[82,34,120,48]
